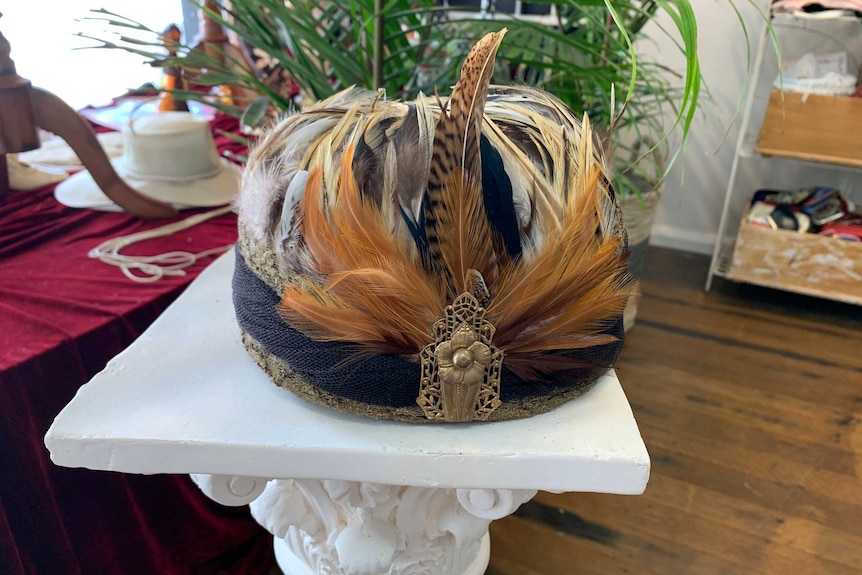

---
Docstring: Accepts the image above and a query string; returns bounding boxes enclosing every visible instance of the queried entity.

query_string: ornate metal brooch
[417,292,503,422]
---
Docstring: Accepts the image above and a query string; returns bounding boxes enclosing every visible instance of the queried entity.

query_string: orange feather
[279,144,447,355]
[488,164,633,362]
[435,169,499,294]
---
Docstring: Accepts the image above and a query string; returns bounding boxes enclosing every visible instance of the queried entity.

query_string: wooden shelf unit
[706,15,862,304]
[755,91,862,168]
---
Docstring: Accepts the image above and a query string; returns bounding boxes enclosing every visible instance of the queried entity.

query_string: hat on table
[55,112,240,211]
[232,30,634,423]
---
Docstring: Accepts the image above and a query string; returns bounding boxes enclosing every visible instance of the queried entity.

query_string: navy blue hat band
[232,247,623,412]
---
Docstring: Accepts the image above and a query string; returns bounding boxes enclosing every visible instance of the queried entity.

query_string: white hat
[55,112,240,211]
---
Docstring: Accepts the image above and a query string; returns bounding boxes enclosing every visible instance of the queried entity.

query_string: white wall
[2,1,185,110]
[638,0,773,254]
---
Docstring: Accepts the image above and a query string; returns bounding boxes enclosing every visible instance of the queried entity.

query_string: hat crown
[119,112,221,179]
[233,30,632,423]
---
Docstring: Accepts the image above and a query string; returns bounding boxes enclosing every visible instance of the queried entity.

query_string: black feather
[353,136,383,205]
[400,203,430,264]
[480,134,522,259]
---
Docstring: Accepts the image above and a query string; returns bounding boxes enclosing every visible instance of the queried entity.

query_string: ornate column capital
[193,475,536,575]
[190,473,268,506]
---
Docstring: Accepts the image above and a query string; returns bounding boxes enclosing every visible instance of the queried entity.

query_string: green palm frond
[461,0,712,196]
[82,0,765,198]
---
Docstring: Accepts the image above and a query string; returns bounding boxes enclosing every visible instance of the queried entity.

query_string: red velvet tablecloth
[0,117,275,575]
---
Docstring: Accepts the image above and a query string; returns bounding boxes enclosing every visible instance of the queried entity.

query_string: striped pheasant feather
[423,29,506,295]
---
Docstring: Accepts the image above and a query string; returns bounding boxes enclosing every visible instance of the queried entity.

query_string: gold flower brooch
[418,292,503,422]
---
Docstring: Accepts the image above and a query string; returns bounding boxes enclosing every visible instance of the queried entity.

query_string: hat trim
[240,329,600,423]
[232,242,618,421]
[118,159,223,182]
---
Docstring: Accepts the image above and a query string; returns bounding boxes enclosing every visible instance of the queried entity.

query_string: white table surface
[45,249,650,495]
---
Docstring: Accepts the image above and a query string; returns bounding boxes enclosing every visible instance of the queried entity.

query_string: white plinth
[46,249,649,574]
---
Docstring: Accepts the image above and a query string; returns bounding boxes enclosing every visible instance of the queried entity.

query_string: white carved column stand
[192,474,535,575]
[46,254,649,575]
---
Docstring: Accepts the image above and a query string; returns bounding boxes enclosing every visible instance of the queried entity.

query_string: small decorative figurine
[157,24,190,113]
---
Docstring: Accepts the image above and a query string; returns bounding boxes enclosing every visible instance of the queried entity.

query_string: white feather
[237,154,288,243]
[382,140,397,224]
[411,93,436,222]
[277,169,308,245]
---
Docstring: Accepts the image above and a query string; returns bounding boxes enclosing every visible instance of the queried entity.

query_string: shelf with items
[724,211,862,305]
[706,11,862,304]
[711,158,862,296]
[755,91,862,167]
[710,157,862,267]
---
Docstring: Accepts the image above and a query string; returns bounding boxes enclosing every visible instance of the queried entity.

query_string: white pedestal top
[45,249,649,494]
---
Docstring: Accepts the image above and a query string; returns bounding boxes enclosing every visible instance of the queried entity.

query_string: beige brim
[54,158,241,212]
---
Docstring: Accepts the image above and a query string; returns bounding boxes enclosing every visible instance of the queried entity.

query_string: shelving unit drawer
[756,91,862,168]
[726,219,862,305]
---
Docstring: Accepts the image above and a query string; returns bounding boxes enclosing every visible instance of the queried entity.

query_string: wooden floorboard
[487,246,862,575]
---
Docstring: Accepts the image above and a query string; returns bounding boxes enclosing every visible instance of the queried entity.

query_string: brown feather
[424,29,506,281]
[487,155,634,367]
[434,170,499,294]
[279,145,446,355]
[268,31,633,382]
[503,354,611,382]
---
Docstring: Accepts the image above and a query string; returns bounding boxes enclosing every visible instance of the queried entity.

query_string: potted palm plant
[82,0,703,141]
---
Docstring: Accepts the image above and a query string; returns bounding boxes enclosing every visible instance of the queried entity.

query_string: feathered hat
[233,29,635,423]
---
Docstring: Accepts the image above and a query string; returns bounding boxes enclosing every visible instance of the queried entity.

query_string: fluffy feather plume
[241,30,635,380]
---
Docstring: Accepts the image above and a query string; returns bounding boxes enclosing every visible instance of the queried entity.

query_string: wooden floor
[487,246,862,575]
